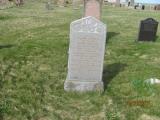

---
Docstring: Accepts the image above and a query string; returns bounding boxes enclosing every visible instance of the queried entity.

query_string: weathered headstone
[116,0,120,6]
[46,1,54,10]
[64,16,106,92]
[0,0,7,5]
[72,0,79,9]
[58,0,65,7]
[0,0,14,9]
[155,5,160,10]
[130,0,134,6]
[138,18,158,41]
[157,5,160,10]
[0,0,7,6]
[84,0,102,19]
[141,5,145,10]
[15,0,24,6]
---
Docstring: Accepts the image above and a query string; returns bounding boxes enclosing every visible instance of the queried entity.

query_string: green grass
[0,1,160,120]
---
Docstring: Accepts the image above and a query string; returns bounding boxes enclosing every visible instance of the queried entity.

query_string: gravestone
[84,0,102,19]
[0,0,8,6]
[157,5,160,10]
[138,18,158,41]
[58,0,65,7]
[130,0,134,6]
[64,16,106,92]
[116,0,120,7]
[0,0,7,5]
[46,1,54,10]
[155,5,160,10]
[72,0,79,9]
[0,0,14,9]
[141,5,145,10]
[15,0,24,6]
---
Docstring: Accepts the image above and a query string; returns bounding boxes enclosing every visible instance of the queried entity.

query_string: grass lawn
[0,1,160,120]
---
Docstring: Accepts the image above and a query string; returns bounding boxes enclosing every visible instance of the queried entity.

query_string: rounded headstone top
[142,18,158,24]
[71,16,106,34]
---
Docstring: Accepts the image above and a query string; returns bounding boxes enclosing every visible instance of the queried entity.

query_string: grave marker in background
[46,0,54,10]
[138,18,158,41]
[58,0,65,7]
[155,5,160,10]
[130,0,134,6]
[84,0,102,19]
[73,0,79,9]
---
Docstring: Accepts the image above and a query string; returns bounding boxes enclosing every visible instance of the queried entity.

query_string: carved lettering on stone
[64,16,107,92]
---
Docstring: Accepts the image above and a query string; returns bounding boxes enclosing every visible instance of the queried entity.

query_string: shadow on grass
[0,15,14,20]
[0,114,3,120]
[106,32,120,43]
[0,44,14,49]
[103,63,127,91]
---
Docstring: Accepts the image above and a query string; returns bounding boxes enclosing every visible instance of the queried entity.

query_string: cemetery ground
[0,1,160,120]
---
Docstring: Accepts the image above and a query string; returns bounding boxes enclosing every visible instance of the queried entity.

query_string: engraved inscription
[69,37,103,81]
[67,16,106,82]
[71,16,105,33]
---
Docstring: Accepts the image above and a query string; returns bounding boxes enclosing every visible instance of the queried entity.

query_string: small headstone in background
[46,1,54,10]
[84,0,102,19]
[15,0,24,6]
[0,0,7,5]
[58,0,65,7]
[134,4,139,9]
[138,18,158,42]
[0,0,14,9]
[115,0,120,7]
[154,4,160,10]
[141,5,145,10]
[72,0,79,9]
[157,5,160,10]
[130,0,134,6]
[64,16,106,92]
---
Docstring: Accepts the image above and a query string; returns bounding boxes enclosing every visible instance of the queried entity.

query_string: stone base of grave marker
[64,16,106,92]
[64,81,104,92]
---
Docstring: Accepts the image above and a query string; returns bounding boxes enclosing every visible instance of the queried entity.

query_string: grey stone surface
[64,81,104,92]
[64,16,107,92]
